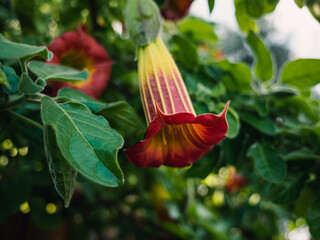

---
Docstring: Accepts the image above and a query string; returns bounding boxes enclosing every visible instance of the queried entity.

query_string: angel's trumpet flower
[46,25,112,99]
[124,37,229,168]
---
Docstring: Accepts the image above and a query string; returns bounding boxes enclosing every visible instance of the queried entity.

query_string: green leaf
[241,112,276,135]
[44,125,77,207]
[172,35,199,69]
[0,68,10,90]
[235,0,259,33]
[247,143,286,183]
[56,88,144,136]
[1,65,19,93]
[269,174,307,204]
[283,149,320,161]
[216,59,252,92]
[246,30,273,81]
[306,202,320,240]
[178,17,218,42]
[56,88,103,108]
[0,34,52,60]
[208,0,215,13]
[245,0,263,18]
[294,0,304,8]
[295,187,317,217]
[28,61,88,82]
[226,106,240,139]
[279,96,318,121]
[245,0,279,18]
[314,123,320,141]
[18,73,45,94]
[96,101,145,137]
[41,96,124,187]
[125,0,161,46]
[280,59,320,89]
[268,84,298,98]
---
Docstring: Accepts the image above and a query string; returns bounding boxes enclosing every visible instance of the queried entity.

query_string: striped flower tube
[124,37,229,168]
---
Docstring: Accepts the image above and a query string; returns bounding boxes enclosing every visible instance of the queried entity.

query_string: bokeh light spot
[212,190,224,206]
[18,147,28,156]
[20,202,30,214]
[45,203,57,214]
[248,193,261,206]
[0,155,9,166]
[2,139,13,150]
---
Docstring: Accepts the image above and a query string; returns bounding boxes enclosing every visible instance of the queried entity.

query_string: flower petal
[46,25,112,99]
[124,101,230,168]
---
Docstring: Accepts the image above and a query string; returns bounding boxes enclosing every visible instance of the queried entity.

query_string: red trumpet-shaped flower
[124,37,229,168]
[46,25,112,99]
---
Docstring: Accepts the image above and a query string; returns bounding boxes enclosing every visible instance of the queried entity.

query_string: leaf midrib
[58,104,118,180]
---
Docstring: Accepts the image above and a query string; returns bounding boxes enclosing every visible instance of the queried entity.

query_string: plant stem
[26,98,41,104]
[8,110,43,130]
[19,58,28,75]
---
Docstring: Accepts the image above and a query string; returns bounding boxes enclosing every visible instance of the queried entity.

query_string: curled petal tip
[221,100,230,117]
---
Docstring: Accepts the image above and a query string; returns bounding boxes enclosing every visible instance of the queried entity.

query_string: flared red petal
[124,101,229,168]
[46,25,112,99]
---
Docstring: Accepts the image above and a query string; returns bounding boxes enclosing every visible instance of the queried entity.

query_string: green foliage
[44,125,77,207]
[125,0,161,46]
[41,96,124,187]
[246,30,273,81]
[307,202,320,239]
[235,0,259,33]
[241,112,275,135]
[208,0,215,13]
[215,59,252,92]
[0,69,11,91]
[1,65,19,93]
[1,0,320,239]
[178,17,218,42]
[0,34,52,61]
[28,61,88,82]
[247,143,286,183]
[269,174,307,204]
[19,73,46,94]
[280,59,320,89]
[56,88,144,136]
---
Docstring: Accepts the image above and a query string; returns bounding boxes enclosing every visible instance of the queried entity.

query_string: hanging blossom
[124,37,229,168]
[46,25,112,99]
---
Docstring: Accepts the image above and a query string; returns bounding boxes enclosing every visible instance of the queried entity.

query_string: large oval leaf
[246,30,273,82]
[280,59,320,89]
[269,174,307,204]
[56,88,144,136]
[241,112,275,136]
[0,34,52,60]
[41,96,124,187]
[247,143,286,183]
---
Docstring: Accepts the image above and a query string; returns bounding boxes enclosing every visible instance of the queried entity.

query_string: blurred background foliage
[1,0,320,239]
